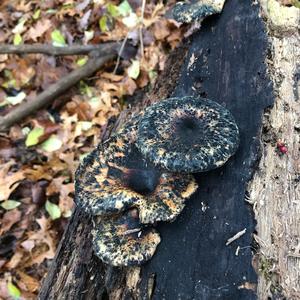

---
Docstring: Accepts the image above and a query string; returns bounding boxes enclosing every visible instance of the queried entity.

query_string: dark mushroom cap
[172,0,225,23]
[92,209,161,266]
[136,96,239,173]
[75,114,198,223]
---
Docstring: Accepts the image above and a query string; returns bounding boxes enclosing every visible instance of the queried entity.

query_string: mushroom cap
[172,0,225,23]
[92,209,161,266]
[136,96,239,173]
[75,114,198,223]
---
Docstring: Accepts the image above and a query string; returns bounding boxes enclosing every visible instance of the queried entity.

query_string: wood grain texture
[249,2,300,298]
[39,0,276,299]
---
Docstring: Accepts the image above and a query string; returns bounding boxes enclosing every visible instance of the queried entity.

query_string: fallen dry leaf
[0,209,22,235]
[0,161,25,201]
[25,19,52,42]
[15,271,40,293]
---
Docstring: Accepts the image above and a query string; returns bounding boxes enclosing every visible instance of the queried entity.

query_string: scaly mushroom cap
[92,209,161,266]
[136,96,239,173]
[75,114,198,224]
[172,0,225,23]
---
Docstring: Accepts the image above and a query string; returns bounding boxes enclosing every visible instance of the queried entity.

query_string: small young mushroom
[136,96,239,173]
[75,114,198,224]
[172,0,225,23]
[92,208,161,266]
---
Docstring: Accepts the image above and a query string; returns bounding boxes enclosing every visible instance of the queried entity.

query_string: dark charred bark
[39,0,275,299]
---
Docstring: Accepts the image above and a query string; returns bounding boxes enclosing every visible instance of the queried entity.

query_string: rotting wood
[249,1,300,299]
[38,0,300,298]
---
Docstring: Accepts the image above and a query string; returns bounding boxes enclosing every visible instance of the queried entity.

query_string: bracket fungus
[136,96,239,173]
[75,114,198,224]
[172,0,225,23]
[92,209,161,267]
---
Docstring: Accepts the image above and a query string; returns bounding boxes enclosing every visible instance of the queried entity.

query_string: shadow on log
[39,0,274,299]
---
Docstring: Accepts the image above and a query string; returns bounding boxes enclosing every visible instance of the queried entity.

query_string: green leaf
[32,9,41,20]
[40,135,62,152]
[99,15,108,32]
[25,127,44,147]
[79,81,93,97]
[1,200,21,210]
[45,200,61,220]
[13,33,22,45]
[107,3,119,17]
[76,57,88,66]
[46,9,57,14]
[118,0,132,16]
[128,60,140,79]
[6,91,26,105]
[51,29,66,47]
[7,282,21,300]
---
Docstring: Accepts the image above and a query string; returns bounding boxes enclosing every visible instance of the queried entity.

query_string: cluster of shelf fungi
[75,96,239,266]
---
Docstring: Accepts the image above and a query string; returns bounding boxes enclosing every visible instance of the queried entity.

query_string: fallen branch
[0,42,119,56]
[0,52,116,131]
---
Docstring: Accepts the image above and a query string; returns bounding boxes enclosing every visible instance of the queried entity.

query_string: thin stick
[0,42,119,56]
[113,34,129,74]
[0,53,116,131]
[226,228,247,246]
[139,0,146,57]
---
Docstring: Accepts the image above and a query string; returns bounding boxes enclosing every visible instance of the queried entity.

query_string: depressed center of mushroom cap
[123,168,161,196]
[113,143,161,196]
[173,114,207,146]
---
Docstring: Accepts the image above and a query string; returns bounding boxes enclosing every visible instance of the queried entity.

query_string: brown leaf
[0,161,25,201]
[15,271,40,293]
[21,240,35,252]
[0,209,22,235]
[31,181,48,205]
[59,152,78,180]
[25,166,53,181]
[25,216,56,266]
[25,19,52,42]
[152,20,171,40]
[122,77,137,95]
[136,70,149,88]
[5,250,23,269]
[58,182,74,217]
[0,137,16,160]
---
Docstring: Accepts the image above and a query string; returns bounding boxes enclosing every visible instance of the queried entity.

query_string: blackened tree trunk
[39,0,300,299]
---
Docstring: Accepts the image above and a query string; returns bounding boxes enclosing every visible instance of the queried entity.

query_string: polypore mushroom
[136,96,239,173]
[172,0,225,23]
[75,114,198,224]
[92,208,161,266]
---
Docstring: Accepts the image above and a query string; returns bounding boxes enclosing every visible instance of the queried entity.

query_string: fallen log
[39,0,300,298]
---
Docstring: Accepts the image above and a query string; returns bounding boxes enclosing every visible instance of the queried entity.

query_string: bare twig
[139,0,146,57]
[0,42,119,56]
[226,228,247,246]
[0,53,116,131]
[113,34,129,74]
